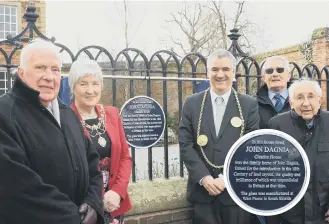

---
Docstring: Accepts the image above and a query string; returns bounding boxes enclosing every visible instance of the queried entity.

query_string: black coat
[0,78,104,224]
[267,110,329,223]
[179,90,259,205]
[256,85,290,129]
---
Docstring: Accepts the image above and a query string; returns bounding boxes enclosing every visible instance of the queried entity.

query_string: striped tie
[274,94,283,112]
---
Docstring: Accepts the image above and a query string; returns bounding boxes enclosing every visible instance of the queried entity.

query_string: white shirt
[199,88,231,186]
[46,98,61,127]
[210,88,231,124]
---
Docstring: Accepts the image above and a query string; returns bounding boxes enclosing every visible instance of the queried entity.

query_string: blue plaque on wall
[120,96,166,148]
[224,129,310,216]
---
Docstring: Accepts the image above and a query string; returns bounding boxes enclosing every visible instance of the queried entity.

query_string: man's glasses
[265,67,285,75]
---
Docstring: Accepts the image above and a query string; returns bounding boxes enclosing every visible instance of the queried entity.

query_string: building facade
[0,0,46,95]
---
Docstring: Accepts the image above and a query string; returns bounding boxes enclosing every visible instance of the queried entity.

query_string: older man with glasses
[256,56,291,128]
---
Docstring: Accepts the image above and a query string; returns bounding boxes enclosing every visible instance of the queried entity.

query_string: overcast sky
[45,0,329,61]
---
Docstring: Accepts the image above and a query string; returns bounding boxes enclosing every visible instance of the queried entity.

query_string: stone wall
[125,178,193,224]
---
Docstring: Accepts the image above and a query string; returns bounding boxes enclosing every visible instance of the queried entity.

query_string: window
[0,70,13,95]
[0,5,17,40]
[0,71,7,95]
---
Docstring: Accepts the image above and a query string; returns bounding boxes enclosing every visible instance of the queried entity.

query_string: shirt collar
[268,88,289,100]
[210,88,232,106]
[47,103,53,114]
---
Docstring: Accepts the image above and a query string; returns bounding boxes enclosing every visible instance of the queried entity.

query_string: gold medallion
[197,135,208,147]
[231,117,242,128]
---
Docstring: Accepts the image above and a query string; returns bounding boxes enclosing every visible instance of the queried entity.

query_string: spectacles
[265,67,285,75]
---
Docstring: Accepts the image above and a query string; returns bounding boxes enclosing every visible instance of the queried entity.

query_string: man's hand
[79,203,97,224]
[325,209,329,222]
[104,190,121,212]
[213,176,225,191]
[201,175,224,196]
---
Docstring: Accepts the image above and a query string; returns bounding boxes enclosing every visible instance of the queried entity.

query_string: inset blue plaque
[120,96,166,148]
[224,129,310,216]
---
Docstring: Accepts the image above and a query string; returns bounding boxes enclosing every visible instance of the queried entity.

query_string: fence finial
[23,2,39,23]
[227,28,248,58]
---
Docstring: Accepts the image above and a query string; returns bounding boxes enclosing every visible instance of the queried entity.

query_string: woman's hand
[104,190,121,212]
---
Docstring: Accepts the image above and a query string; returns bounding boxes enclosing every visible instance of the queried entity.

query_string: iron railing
[1,3,328,182]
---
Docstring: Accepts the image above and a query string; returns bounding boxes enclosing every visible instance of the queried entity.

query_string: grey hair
[207,49,237,71]
[68,59,103,92]
[288,78,322,99]
[20,38,62,70]
[262,55,290,74]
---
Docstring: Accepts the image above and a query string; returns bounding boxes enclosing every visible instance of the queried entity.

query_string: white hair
[288,78,322,100]
[262,55,290,74]
[68,59,103,92]
[207,49,237,71]
[19,38,62,69]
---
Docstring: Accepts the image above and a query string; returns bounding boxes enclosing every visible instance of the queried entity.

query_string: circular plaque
[223,129,310,216]
[120,96,166,148]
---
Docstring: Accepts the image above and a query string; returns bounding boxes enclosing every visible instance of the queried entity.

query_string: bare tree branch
[166,1,262,56]
[211,1,228,49]
[166,2,224,55]
[170,13,192,39]
[170,36,188,54]
[233,1,244,28]
[123,0,129,48]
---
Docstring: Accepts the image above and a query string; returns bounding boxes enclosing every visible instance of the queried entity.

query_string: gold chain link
[81,104,106,135]
[197,88,245,169]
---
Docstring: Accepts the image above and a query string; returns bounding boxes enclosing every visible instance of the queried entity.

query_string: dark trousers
[266,215,304,224]
[193,199,253,224]
[266,200,304,224]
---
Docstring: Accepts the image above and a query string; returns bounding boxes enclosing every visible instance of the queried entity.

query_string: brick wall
[254,27,329,109]
[254,45,307,66]
[21,0,46,36]
[100,64,206,117]
[0,0,46,66]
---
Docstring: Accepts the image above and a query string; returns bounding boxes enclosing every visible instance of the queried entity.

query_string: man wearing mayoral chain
[179,49,260,224]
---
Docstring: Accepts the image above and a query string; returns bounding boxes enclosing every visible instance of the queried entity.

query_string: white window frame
[0,5,18,40]
[0,69,13,94]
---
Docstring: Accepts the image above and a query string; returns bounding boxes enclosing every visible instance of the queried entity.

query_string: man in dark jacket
[256,56,291,128]
[0,39,104,224]
[266,78,329,224]
[179,49,260,224]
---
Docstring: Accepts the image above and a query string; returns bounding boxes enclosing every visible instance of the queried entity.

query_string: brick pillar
[311,27,329,109]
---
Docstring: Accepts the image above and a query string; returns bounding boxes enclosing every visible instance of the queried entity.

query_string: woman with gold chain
[68,59,132,224]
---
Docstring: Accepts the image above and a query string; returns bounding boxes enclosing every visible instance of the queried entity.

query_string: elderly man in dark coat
[256,56,291,129]
[266,78,329,224]
[0,39,104,224]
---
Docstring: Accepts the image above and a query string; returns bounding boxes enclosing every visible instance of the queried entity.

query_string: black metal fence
[1,3,329,182]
